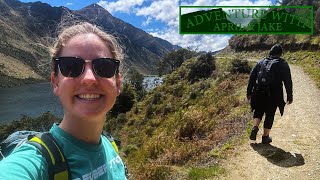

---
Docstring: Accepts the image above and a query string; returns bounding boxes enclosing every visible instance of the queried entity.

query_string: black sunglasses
[54,57,120,78]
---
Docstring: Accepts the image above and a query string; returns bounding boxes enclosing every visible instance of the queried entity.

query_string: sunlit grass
[188,165,225,180]
[118,56,252,179]
[284,51,320,88]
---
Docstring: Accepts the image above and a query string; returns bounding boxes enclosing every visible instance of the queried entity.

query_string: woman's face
[51,33,121,122]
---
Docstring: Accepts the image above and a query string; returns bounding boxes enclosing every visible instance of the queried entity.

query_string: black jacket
[247,57,293,115]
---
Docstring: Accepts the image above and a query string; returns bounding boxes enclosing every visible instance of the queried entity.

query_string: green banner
[180,6,313,34]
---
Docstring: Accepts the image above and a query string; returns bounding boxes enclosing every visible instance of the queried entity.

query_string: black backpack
[255,58,276,95]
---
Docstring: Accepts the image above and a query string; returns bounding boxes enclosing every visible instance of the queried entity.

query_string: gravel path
[219,65,320,180]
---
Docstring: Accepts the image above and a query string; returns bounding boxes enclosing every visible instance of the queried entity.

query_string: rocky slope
[0,0,179,87]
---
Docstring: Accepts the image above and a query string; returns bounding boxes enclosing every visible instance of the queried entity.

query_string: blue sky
[20,0,278,52]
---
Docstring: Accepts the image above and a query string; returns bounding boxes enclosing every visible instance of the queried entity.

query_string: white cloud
[136,0,179,27]
[97,0,145,13]
[216,0,273,6]
[146,0,274,51]
[98,0,275,52]
[150,28,231,52]
[142,17,152,26]
[66,3,73,6]
[181,0,217,6]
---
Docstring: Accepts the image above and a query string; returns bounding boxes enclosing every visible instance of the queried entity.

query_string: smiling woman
[0,22,128,180]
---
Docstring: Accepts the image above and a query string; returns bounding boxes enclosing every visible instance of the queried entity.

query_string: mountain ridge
[0,0,179,87]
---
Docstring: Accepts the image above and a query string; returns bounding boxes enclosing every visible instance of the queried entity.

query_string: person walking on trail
[0,22,127,179]
[246,44,293,144]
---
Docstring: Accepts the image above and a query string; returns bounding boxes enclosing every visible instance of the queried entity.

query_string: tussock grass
[188,165,225,180]
[284,51,320,88]
[113,56,252,179]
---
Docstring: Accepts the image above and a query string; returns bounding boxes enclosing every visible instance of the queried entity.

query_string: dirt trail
[219,65,320,180]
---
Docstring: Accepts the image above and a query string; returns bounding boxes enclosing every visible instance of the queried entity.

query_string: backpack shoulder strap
[102,131,130,178]
[102,132,129,178]
[257,58,268,68]
[102,132,119,154]
[27,133,69,180]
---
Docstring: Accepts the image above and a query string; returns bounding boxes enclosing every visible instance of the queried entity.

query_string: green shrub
[116,113,128,124]
[147,140,165,159]
[145,126,155,136]
[188,165,225,180]
[230,59,251,74]
[144,104,154,120]
[144,164,172,180]
[172,84,183,97]
[187,53,216,82]
[163,103,173,115]
[176,107,207,140]
[152,92,162,104]
[123,144,139,155]
[109,83,135,117]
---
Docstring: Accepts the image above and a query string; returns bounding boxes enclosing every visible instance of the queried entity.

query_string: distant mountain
[0,0,179,87]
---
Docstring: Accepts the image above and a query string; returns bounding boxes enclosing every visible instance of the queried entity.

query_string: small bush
[123,144,139,155]
[171,83,185,97]
[188,81,211,100]
[163,103,173,115]
[144,164,172,180]
[152,92,162,104]
[144,104,154,120]
[188,165,225,180]
[176,108,207,140]
[116,113,128,124]
[189,90,198,99]
[187,53,216,82]
[230,59,251,74]
[145,126,155,136]
[163,143,195,165]
[110,83,136,117]
[147,140,165,159]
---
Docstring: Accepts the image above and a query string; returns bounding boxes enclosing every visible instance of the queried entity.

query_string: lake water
[0,82,63,125]
[0,76,163,125]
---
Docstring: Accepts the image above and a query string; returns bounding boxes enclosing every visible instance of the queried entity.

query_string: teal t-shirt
[0,124,127,180]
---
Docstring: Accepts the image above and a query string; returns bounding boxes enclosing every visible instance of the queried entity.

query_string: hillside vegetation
[0,53,253,179]
[0,0,49,87]
[103,53,253,179]
[1,1,319,179]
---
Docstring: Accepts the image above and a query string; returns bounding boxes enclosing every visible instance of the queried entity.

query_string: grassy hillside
[105,55,253,179]
[0,0,50,87]
[0,53,253,179]
[2,48,318,179]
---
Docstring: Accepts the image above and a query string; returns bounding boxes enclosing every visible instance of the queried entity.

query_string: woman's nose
[81,63,98,86]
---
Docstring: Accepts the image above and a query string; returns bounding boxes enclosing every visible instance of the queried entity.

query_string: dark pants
[253,92,277,129]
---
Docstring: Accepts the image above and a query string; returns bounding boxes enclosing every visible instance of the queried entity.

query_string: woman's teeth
[77,94,101,100]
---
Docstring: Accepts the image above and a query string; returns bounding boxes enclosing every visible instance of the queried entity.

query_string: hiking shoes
[262,136,272,144]
[250,126,259,140]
